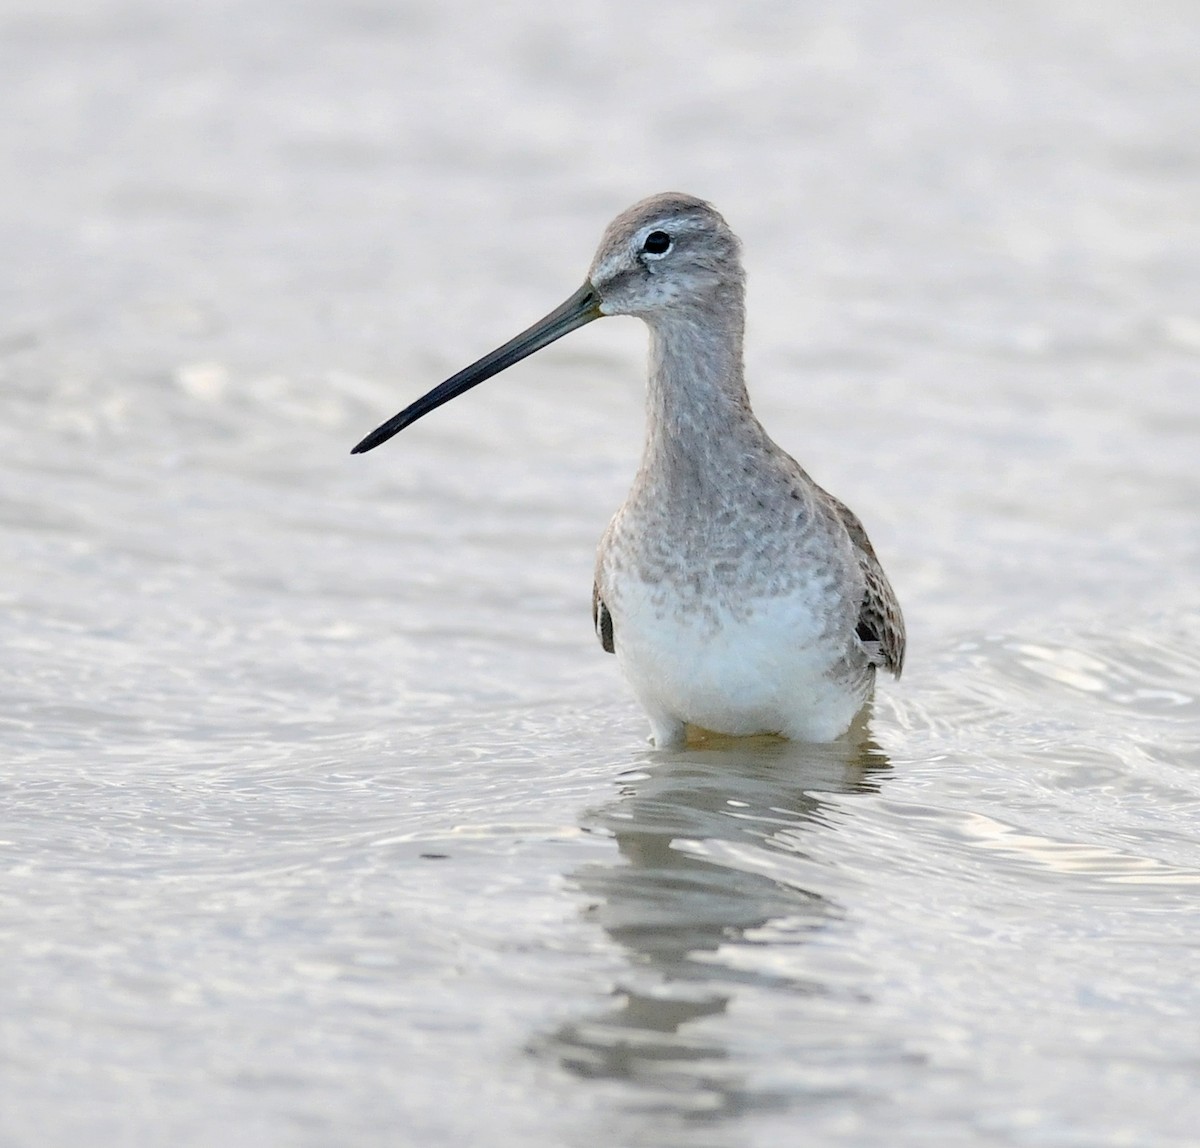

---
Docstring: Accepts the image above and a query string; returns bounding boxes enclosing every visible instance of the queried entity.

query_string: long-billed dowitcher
[353,193,904,748]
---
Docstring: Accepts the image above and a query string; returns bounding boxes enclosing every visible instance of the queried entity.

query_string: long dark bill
[351,282,602,454]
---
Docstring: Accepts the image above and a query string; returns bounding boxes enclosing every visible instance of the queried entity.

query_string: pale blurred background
[2,2,1198,1145]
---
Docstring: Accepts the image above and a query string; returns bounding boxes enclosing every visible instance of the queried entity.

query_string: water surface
[2,1,1199,1144]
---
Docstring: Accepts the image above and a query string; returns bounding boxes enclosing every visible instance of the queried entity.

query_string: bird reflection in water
[539,725,890,1115]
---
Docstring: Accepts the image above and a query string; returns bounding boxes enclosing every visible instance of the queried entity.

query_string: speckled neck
[637,292,767,504]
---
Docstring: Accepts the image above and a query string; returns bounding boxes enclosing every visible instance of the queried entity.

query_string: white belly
[608,575,871,746]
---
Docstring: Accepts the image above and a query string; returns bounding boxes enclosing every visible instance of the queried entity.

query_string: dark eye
[642,230,672,255]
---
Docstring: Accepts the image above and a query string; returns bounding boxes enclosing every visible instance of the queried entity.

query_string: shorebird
[353,193,904,748]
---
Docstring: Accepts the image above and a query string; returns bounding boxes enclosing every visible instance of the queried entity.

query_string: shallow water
[2,1,1199,1144]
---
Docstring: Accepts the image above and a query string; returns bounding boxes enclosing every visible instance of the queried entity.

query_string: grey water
[2,1,1199,1145]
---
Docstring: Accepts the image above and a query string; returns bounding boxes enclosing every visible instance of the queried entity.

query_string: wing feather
[592,581,615,654]
[827,496,905,676]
